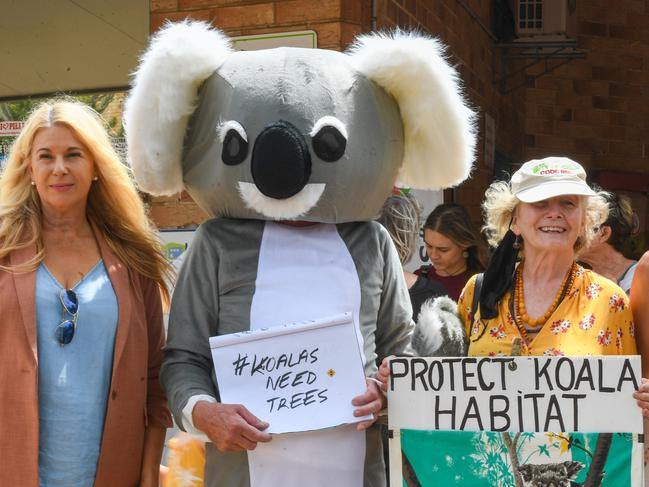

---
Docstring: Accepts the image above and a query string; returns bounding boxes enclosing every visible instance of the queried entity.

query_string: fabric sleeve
[141,275,173,429]
[373,227,415,362]
[160,223,221,430]
[181,394,216,441]
[457,274,477,338]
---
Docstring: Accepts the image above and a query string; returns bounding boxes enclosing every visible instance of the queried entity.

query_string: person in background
[376,189,447,321]
[630,252,649,475]
[632,252,649,378]
[0,99,172,487]
[416,203,488,301]
[578,191,638,295]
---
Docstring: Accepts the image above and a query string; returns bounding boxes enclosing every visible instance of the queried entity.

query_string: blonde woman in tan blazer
[0,100,172,487]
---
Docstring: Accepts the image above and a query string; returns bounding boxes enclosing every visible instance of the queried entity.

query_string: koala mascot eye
[312,126,346,162]
[219,121,248,166]
[310,116,347,163]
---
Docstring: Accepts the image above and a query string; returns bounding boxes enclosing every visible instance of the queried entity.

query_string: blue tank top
[36,261,118,487]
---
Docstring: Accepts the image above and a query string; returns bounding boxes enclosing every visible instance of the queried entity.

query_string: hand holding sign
[192,401,271,452]
[352,378,386,431]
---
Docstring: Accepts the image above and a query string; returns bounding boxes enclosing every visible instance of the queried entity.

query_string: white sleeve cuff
[181,394,217,442]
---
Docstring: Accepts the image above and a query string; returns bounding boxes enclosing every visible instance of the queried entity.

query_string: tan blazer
[0,227,171,487]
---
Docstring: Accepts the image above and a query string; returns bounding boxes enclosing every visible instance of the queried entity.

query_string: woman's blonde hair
[0,99,172,303]
[482,179,609,252]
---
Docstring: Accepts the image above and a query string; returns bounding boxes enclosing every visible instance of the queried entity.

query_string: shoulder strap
[471,273,484,321]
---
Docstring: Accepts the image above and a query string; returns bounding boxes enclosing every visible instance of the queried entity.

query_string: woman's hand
[376,356,394,394]
[633,377,649,417]
[351,377,387,431]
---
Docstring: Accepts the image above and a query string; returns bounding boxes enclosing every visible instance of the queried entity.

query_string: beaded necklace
[513,261,577,342]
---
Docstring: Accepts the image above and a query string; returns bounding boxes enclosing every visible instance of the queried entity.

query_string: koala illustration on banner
[519,461,585,487]
[125,20,476,487]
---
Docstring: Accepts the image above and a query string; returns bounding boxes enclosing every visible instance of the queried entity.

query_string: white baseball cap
[511,156,596,203]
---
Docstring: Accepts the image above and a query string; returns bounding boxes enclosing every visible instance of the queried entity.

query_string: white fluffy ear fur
[124,20,232,195]
[347,31,477,190]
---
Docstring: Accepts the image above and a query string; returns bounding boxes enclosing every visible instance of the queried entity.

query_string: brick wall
[523,1,649,175]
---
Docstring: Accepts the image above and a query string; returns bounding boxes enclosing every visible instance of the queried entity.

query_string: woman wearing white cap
[378,157,649,417]
[458,156,637,358]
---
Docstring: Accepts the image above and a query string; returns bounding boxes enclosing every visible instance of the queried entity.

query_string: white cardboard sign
[388,356,643,433]
[210,312,371,434]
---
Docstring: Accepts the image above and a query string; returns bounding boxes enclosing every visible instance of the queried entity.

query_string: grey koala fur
[411,296,468,357]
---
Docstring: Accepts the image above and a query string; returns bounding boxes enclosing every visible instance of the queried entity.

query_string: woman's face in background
[423,229,466,276]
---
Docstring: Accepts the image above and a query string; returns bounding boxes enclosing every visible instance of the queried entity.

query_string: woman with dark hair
[416,203,488,301]
[579,192,638,294]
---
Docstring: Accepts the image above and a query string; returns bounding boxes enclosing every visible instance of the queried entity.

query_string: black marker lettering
[490,395,510,431]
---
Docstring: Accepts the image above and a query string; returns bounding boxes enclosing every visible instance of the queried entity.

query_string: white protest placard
[388,356,642,433]
[210,312,371,434]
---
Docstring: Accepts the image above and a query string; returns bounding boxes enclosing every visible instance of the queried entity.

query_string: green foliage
[0,99,40,121]
[0,92,125,137]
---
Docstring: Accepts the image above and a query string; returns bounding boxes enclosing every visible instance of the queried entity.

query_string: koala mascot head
[124,21,476,222]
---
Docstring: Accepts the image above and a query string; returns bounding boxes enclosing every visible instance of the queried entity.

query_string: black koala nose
[251,120,311,199]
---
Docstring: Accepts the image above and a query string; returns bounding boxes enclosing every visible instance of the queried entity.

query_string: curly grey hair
[482,180,609,252]
[376,192,423,264]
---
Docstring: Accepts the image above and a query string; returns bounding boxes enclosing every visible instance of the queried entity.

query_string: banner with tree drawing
[388,356,644,486]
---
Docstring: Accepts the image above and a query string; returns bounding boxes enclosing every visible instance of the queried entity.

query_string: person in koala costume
[124,20,475,487]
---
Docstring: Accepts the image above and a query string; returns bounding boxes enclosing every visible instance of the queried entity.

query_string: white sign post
[210,312,371,434]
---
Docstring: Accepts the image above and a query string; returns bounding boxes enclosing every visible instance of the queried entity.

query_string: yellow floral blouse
[458,265,637,357]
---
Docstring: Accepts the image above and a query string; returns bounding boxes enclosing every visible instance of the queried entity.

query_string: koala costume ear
[347,31,477,190]
[124,21,232,195]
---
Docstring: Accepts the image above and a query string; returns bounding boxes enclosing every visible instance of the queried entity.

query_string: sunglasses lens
[61,290,78,314]
[56,320,75,345]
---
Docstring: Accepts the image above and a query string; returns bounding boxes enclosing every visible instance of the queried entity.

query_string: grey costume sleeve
[374,226,415,362]
[160,223,220,428]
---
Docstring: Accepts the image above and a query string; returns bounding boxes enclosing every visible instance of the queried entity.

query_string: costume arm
[160,224,221,430]
[373,226,414,362]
